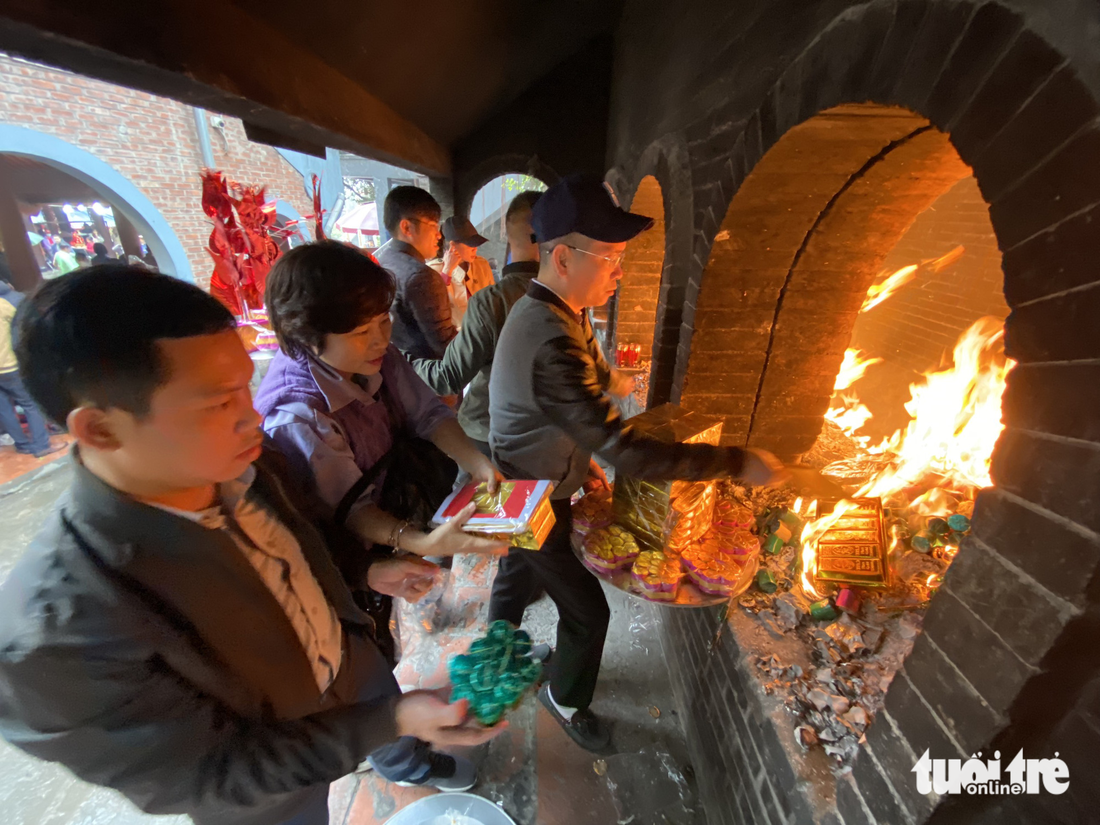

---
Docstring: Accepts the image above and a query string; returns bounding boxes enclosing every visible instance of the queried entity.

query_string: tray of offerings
[570,507,759,608]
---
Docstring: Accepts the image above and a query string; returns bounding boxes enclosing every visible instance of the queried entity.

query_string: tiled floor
[337,553,705,825]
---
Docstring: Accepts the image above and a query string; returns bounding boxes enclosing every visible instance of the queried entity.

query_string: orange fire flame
[833,348,883,391]
[861,264,918,313]
[860,246,965,314]
[801,317,1013,593]
[825,349,881,445]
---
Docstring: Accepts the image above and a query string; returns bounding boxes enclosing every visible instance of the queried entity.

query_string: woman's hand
[415,502,510,557]
[366,556,440,602]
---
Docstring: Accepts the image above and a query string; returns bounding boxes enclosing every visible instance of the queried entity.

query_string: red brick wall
[0,53,314,289]
[616,175,664,350]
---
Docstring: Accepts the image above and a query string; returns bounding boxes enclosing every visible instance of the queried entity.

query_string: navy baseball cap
[532,173,654,244]
[441,215,488,247]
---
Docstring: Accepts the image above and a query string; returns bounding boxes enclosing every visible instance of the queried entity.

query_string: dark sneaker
[538,683,611,752]
[394,752,477,792]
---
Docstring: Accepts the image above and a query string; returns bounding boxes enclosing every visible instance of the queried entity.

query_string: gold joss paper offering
[432,480,556,550]
[631,550,682,601]
[581,525,640,574]
[612,404,724,553]
[572,488,613,535]
[713,499,755,529]
[681,536,753,597]
[706,525,759,557]
[813,497,890,587]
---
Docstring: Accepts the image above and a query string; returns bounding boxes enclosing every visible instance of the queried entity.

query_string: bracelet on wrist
[395,520,413,552]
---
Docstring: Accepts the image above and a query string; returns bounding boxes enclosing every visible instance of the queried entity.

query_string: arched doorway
[644,5,1100,824]
[465,173,547,281]
[0,124,192,286]
[607,174,665,406]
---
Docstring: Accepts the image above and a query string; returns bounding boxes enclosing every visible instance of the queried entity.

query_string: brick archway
[641,2,1100,823]
[610,132,695,407]
[452,153,558,220]
[614,175,664,359]
[680,106,970,455]
[0,123,193,281]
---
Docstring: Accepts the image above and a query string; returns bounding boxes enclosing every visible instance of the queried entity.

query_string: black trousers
[488,497,610,710]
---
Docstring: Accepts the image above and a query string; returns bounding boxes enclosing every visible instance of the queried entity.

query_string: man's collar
[529,280,583,323]
[306,353,383,413]
[387,239,425,263]
[502,260,539,277]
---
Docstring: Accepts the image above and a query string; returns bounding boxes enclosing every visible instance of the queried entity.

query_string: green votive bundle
[448,620,542,725]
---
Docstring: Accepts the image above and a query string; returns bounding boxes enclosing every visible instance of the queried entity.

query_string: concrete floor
[0,461,705,825]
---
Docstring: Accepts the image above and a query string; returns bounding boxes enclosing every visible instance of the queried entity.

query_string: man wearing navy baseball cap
[488,173,789,751]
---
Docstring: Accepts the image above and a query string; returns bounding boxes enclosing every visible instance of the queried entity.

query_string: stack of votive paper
[432,480,556,550]
[572,405,761,605]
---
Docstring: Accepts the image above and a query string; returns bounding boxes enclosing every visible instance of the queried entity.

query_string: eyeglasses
[565,245,626,269]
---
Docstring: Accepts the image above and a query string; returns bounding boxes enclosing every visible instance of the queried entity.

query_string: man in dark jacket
[488,174,789,751]
[0,266,502,825]
[375,186,456,361]
[412,190,544,453]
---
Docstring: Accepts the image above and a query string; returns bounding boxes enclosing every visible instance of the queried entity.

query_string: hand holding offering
[449,620,542,725]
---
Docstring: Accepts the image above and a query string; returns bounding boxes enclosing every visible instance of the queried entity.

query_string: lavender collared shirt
[262,350,454,517]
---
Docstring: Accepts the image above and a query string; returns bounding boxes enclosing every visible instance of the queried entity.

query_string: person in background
[74,249,91,269]
[0,265,503,825]
[91,241,113,266]
[0,272,63,458]
[431,217,492,332]
[412,190,544,457]
[411,191,551,652]
[439,216,494,326]
[41,232,57,263]
[488,174,790,751]
[374,187,456,360]
[52,241,78,274]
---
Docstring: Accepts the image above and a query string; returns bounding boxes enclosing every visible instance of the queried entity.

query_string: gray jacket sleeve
[0,635,399,815]
[531,335,746,480]
[406,265,457,358]
[412,289,500,395]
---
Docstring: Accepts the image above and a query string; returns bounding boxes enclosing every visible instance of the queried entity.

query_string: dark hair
[59,241,72,251]
[93,242,109,256]
[265,240,395,359]
[506,190,543,226]
[383,185,440,234]
[14,265,236,424]
[74,249,89,262]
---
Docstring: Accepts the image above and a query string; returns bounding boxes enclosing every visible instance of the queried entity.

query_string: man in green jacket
[412,190,544,455]
[52,241,78,275]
